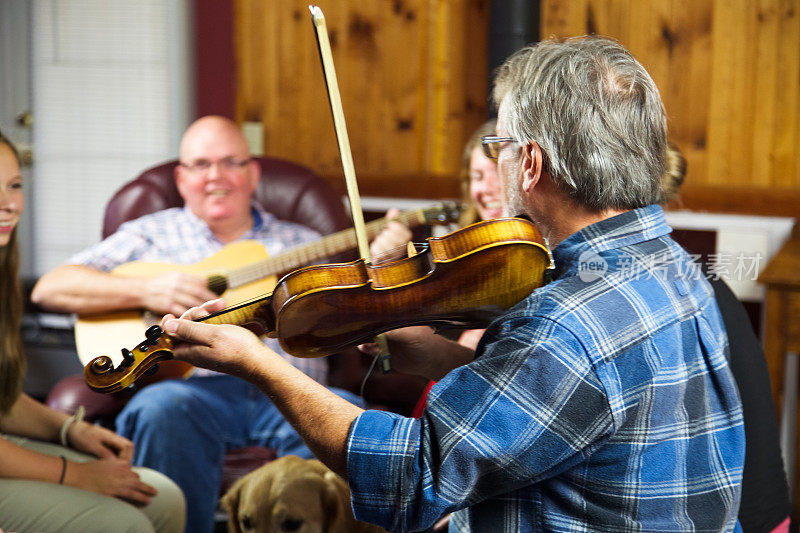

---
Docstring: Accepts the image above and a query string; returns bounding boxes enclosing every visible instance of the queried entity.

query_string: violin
[83,6,552,394]
[84,217,551,393]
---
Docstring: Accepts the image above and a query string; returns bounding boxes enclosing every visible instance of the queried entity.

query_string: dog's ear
[220,477,244,533]
[321,470,350,533]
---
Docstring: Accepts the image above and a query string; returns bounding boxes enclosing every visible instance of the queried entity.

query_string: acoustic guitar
[73,202,462,374]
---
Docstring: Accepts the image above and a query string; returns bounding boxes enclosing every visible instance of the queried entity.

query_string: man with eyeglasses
[134,37,745,532]
[32,115,364,533]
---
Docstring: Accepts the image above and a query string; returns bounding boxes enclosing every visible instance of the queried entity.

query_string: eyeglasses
[179,156,252,173]
[481,136,518,160]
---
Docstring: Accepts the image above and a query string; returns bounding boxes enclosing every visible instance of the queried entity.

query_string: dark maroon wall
[193,0,235,119]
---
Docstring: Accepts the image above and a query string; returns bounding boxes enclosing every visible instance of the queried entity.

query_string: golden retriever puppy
[221,455,386,533]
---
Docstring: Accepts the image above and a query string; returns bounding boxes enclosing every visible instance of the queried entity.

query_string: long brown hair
[458,119,498,226]
[0,132,25,414]
[660,141,687,204]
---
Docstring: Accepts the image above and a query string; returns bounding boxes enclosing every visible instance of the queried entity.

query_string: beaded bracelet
[59,405,85,447]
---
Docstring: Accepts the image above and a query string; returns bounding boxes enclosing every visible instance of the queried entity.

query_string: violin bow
[309,5,392,368]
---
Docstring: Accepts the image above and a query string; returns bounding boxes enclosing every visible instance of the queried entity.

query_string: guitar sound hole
[207,275,228,296]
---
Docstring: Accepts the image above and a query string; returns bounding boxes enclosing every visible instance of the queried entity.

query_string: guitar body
[74,240,278,368]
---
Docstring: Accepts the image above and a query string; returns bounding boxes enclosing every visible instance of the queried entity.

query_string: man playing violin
[31,115,364,533]
[159,37,745,532]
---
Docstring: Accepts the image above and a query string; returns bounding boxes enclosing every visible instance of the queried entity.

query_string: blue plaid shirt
[346,205,744,532]
[67,204,329,383]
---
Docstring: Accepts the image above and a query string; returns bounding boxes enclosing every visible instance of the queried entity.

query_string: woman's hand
[360,326,478,380]
[359,326,445,378]
[161,299,271,377]
[67,421,134,461]
[65,458,157,505]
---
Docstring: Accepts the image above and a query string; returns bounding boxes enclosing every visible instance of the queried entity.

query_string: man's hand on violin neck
[161,299,267,377]
[163,298,360,478]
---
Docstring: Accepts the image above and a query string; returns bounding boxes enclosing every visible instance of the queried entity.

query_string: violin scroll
[84,325,176,393]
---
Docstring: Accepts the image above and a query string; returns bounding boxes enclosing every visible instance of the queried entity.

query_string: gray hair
[492,36,666,210]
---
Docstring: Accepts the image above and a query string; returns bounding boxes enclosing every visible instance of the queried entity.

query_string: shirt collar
[247,201,274,235]
[551,205,672,275]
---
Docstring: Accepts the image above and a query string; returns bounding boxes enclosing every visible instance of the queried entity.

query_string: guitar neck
[225,209,427,288]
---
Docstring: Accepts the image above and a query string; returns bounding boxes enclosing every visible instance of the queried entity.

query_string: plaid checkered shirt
[67,203,328,383]
[346,205,745,532]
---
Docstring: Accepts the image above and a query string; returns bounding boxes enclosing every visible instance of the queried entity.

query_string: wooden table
[758,223,800,512]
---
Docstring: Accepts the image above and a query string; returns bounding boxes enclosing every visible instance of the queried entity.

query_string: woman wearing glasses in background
[0,131,185,533]
[368,118,501,357]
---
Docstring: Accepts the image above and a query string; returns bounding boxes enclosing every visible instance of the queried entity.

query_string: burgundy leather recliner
[45,156,372,494]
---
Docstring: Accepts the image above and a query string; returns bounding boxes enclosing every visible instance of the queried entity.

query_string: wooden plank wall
[541,0,800,217]
[234,0,489,199]
[235,0,799,216]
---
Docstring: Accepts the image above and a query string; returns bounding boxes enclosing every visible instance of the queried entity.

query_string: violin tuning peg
[145,325,163,341]
[121,348,135,366]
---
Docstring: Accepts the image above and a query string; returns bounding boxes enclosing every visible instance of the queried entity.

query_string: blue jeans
[115,374,364,533]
